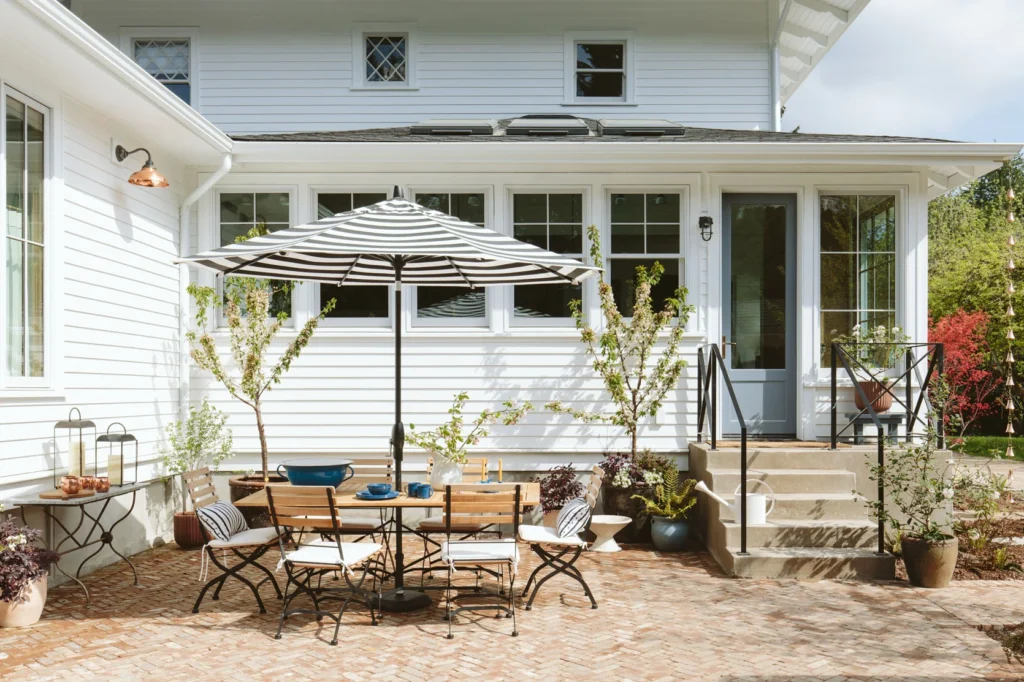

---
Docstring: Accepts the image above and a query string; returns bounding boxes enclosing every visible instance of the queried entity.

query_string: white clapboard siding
[0,100,185,489]
[74,0,771,134]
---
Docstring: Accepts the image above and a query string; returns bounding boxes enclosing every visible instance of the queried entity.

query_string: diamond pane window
[133,39,191,104]
[365,36,407,84]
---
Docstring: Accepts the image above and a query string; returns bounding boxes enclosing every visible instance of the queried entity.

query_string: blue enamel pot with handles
[277,459,354,488]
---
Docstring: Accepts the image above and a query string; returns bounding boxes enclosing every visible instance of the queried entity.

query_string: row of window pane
[317,193,389,318]
[219,193,292,319]
[513,194,584,318]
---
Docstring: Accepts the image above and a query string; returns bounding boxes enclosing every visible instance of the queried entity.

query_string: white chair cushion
[441,538,519,564]
[207,526,279,549]
[518,524,586,547]
[286,542,382,568]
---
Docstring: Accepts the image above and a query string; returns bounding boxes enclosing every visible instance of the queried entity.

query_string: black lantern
[699,214,714,242]
[97,423,138,487]
[52,408,97,489]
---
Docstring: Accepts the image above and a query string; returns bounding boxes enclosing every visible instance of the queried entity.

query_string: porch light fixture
[698,214,714,242]
[115,145,170,188]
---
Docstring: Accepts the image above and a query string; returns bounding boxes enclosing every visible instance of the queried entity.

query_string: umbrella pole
[379,257,431,613]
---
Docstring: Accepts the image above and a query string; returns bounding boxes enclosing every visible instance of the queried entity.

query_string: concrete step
[709,468,857,495]
[708,492,868,522]
[720,518,879,549]
[721,546,896,580]
[697,446,876,471]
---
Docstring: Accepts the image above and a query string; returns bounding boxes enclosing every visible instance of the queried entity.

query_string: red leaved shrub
[929,310,1002,440]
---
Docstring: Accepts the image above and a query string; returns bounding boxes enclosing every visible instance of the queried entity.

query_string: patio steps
[688,442,895,581]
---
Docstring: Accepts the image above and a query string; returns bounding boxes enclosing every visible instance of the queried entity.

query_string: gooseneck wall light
[115,145,170,188]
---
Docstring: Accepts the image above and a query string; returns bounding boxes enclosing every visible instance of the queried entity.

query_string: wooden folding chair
[441,483,522,639]
[185,467,282,614]
[266,485,385,646]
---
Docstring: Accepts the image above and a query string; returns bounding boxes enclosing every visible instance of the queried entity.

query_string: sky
[784,0,1024,142]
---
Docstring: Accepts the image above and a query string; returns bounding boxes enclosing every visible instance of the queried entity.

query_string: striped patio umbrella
[177,191,599,612]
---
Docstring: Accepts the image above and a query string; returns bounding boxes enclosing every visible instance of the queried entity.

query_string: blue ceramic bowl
[366,483,392,496]
[277,459,354,488]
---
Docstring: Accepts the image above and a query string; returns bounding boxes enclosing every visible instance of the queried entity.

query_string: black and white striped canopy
[178,197,600,287]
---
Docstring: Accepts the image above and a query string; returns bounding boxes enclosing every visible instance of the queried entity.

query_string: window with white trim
[315,192,388,322]
[413,192,487,322]
[575,42,626,100]
[219,192,292,319]
[4,92,46,379]
[820,194,897,366]
[365,35,408,84]
[512,193,584,320]
[133,38,192,104]
[608,193,682,316]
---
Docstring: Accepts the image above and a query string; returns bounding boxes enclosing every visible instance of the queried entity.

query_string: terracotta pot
[602,485,652,543]
[855,380,893,413]
[901,535,958,588]
[0,575,47,628]
[229,474,287,528]
[173,512,206,549]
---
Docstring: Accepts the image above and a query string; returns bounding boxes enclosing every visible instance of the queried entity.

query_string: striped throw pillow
[196,501,248,542]
[556,497,590,538]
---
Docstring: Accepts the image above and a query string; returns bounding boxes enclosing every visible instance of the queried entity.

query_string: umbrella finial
[393,185,403,199]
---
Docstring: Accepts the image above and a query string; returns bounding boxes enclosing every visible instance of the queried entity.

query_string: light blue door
[721,194,797,437]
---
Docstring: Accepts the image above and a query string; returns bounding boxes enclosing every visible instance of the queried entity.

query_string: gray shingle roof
[231,117,955,144]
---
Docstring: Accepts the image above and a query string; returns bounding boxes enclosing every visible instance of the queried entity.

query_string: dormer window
[352,24,417,89]
[563,32,635,105]
[365,35,407,84]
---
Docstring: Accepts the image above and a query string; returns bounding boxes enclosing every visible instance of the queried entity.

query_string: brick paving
[1,544,1023,681]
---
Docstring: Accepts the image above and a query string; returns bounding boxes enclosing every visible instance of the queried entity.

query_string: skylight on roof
[409,119,496,135]
[598,119,684,137]
[506,115,589,137]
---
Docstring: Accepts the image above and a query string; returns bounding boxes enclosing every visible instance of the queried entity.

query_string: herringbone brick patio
[1,544,1022,681]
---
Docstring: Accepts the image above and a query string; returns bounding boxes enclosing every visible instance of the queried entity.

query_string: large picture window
[413,192,487,322]
[820,194,897,365]
[512,193,583,320]
[608,193,682,316]
[316,192,388,322]
[219,192,292,319]
[5,93,46,380]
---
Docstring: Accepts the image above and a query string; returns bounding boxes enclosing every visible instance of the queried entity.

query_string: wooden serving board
[39,489,96,500]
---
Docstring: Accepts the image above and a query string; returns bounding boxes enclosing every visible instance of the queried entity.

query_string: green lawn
[953,435,1024,460]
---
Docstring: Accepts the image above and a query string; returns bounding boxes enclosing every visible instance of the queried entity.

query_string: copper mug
[60,475,81,495]
[80,475,96,491]
[94,476,110,493]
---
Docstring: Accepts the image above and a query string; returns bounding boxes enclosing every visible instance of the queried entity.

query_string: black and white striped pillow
[196,501,248,542]
[556,497,590,538]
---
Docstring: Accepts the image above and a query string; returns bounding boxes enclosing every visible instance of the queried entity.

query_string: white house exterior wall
[73,0,773,134]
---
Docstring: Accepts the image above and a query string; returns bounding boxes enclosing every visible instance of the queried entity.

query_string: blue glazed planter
[650,516,689,552]
[277,459,354,488]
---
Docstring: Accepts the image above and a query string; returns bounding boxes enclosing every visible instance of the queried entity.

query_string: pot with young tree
[0,505,59,628]
[631,468,697,552]
[160,399,234,549]
[187,225,336,527]
[866,426,957,588]
[537,464,585,526]
[406,391,531,487]
[546,225,692,541]
[831,325,911,413]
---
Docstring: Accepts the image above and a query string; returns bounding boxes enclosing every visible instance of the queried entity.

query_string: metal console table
[11,481,148,605]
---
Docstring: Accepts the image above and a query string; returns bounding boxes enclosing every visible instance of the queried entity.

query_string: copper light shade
[115,145,169,188]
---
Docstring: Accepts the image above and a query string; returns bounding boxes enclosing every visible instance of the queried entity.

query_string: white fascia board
[7,0,232,160]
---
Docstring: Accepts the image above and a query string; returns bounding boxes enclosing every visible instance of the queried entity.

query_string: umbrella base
[377,588,432,613]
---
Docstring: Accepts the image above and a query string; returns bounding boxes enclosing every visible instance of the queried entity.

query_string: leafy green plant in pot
[0,504,59,628]
[830,325,910,413]
[161,399,233,548]
[632,468,696,552]
[546,225,692,539]
[866,427,957,587]
[537,464,585,526]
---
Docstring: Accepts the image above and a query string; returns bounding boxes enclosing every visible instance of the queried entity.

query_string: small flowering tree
[546,225,694,458]
[187,226,336,482]
[161,399,234,513]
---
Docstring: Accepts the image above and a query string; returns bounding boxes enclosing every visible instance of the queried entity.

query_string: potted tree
[547,227,692,540]
[831,325,910,413]
[537,464,585,526]
[161,399,234,548]
[407,391,531,486]
[631,468,697,552]
[866,427,958,587]
[0,505,59,628]
[187,225,336,526]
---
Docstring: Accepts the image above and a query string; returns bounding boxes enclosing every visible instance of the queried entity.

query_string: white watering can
[695,479,775,525]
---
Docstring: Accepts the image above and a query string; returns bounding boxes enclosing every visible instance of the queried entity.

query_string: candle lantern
[97,423,138,487]
[52,408,97,489]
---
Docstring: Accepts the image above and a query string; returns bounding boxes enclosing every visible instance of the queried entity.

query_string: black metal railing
[829,341,945,556]
[696,343,749,556]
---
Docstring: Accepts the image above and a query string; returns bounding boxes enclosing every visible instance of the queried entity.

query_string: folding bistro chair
[441,483,522,639]
[517,465,603,611]
[266,485,384,646]
[334,456,395,570]
[185,467,282,614]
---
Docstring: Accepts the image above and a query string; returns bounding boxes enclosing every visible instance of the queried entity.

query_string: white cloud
[784,0,1024,141]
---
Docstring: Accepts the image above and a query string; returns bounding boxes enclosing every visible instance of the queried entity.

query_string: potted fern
[632,469,697,552]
